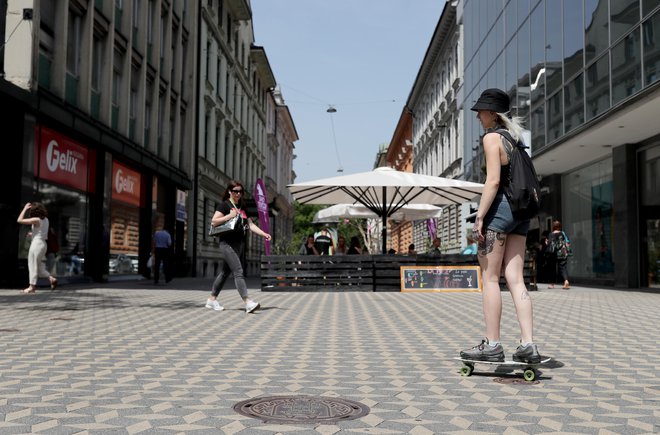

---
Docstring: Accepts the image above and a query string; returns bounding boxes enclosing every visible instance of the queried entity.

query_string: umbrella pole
[382,186,387,254]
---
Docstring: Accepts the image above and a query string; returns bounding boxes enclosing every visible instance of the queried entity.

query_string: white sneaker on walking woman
[205,299,224,311]
[245,300,260,313]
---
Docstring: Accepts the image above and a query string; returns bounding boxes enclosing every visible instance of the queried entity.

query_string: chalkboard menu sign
[400,265,482,292]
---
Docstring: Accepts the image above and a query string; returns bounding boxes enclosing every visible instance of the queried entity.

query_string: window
[643,10,660,85]
[585,0,609,63]
[611,0,640,43]
[132,0,140,29]
[147,0,155,43]
[545,0,563,96]
[612,28,641,104]
[92,37,103,91]
[563,0,584,80]
[130,65,139,140]
[113,49,124,106]
[564,73,584,132]
[547,90,563,141]
[586,54,610,120]
[66,10,81,76]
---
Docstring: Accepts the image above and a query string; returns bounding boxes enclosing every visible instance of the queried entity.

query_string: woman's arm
[17,203,40,226]
[473,133,503,240]
[247,219,272,241]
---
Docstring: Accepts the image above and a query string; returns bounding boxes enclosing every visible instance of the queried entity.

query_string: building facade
[406,1,471,254]
[194,0,295,278]
[1,0,197,286]
[384,108,413,254]
[460,0,660,287]
[265,87,298,253]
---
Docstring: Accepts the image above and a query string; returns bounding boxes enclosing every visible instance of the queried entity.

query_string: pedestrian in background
[407,243,417,255]
[548,220,571,289]
[460,88,541,364]
[347,236,363,255]
[152,224,172,284]
[461,233,478,255]
[46,226,60,274]
[335,236,347,255]
[427,238,442,255]
[299,234,319,255]
[206,181,271,313]
[16,202,57,293]
[314,227,334,255]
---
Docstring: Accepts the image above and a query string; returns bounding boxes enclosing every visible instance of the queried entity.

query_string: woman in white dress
[17,202,58,293]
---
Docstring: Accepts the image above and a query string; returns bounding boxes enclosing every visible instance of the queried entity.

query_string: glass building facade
[461,0,660,287]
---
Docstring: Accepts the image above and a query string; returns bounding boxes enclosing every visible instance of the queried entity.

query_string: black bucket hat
[470,88,510,113]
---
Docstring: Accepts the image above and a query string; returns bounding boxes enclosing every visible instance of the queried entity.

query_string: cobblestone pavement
[1,278,659,434]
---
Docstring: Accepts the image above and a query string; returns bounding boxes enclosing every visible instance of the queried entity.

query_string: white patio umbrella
[312,203,443,223]
[288,166,484,253]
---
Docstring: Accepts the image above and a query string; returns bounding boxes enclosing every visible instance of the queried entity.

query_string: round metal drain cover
[494,377,540,385]
[234,395,369,424]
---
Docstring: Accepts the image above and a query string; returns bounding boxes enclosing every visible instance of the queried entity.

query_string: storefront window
[17,184,89,278]
[562,158,614,280]
[109,161,141,275]
[640,146,660,287]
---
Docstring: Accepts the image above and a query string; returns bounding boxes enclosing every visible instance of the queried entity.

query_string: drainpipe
[191,0,202,277]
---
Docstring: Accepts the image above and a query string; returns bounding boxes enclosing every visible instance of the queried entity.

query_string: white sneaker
[245,300,260,313]
[205,299,224,311]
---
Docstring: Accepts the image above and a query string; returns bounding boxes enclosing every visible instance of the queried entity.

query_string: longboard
[453,357,551,381]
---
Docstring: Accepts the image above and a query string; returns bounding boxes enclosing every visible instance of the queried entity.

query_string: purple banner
[427,218,437,240]
[253,178,271,255]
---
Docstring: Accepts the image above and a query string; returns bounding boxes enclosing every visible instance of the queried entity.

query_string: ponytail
[497,113,525,144]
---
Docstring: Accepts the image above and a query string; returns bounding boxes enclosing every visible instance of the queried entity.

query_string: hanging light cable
[327,105,343,172]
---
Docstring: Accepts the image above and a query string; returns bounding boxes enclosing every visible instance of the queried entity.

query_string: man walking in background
[153,225,173,284]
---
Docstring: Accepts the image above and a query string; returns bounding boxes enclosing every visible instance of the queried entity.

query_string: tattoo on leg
[521,290,530,300]
[478,230,507,256]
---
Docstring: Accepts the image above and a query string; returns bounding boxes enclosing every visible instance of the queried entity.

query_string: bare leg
[502,234,533,344]
[478,230,507,342]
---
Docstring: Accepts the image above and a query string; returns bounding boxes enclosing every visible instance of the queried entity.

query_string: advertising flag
[253,179,271,255]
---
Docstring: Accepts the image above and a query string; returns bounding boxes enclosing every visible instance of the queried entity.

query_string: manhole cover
[494,377,540,385]
[234,395,369,424]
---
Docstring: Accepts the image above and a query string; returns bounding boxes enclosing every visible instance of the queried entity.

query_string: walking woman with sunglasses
[205,181,271,313]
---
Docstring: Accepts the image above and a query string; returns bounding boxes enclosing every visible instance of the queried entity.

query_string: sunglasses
[231,189,243,194]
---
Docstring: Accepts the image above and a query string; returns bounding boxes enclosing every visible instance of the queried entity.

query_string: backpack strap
[494,129,518,164]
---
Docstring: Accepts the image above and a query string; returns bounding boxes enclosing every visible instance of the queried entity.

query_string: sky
[251,0,445,182]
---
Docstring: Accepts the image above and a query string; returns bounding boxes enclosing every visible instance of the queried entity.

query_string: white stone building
[406,1,473,253]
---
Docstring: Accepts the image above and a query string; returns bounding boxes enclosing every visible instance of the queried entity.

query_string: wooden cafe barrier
[260,251,537,292]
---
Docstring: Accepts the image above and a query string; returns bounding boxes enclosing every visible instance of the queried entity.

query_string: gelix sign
[37,126,92,192]
[111,161,141,206]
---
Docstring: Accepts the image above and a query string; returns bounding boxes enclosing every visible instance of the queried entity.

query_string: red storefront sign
[37,126,93,192]
[111,161,141,206]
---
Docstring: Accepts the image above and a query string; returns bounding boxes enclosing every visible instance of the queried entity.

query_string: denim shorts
[482,193,530,235]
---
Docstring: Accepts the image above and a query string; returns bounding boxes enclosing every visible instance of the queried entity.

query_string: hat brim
[470,102,493,112]
[470,102,509,112]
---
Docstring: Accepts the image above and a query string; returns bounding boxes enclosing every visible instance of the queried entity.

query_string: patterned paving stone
[0,280,659,433]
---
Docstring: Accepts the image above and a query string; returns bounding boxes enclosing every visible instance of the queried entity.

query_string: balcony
[227,0,251,20]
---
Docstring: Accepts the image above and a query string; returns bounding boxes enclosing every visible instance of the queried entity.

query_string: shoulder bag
[209,203,240,237]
